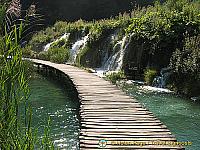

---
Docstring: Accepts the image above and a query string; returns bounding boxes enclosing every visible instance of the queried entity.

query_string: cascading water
[44,33,70,51]
[103,36,128,71]
[95,35,129,77]
[70,35,89,62]
[152,68,172,88]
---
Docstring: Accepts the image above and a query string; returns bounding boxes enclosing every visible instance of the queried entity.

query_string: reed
[0,20,55,150]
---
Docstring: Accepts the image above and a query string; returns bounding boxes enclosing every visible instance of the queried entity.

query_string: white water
[44,33,70,51]
[70,35,89,62]
[152,68,172,88]
[95,36,129,77]
[139,86,173,93]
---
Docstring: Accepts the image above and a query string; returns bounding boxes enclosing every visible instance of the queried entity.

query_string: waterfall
[152,68,172,88]
[104,36,128,71]
[94,36,129,77]
[70,35,89,62]
[103,36,129,70]
[44,33,70,51]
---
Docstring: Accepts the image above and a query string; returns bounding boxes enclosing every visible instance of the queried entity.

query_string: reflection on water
[122,84,200,150]
[29,74,80,149]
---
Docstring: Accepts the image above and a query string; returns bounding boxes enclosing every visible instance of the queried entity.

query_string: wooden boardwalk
[32,59,183,150]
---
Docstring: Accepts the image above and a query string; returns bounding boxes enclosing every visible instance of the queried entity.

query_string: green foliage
[41,118,55,150]
[0,25,35,149]
[22,46,36,58]
[0,4,6,33]
[105,71,125,84]
[29,30,54,52]
[38,51,49,61]
[36,36,70,63]
[125,0,200,68]
[170,36,200,75]
[48,47,69,63]
[170,35,200,96]
[144,69,158,85]
[38,47,69,64]
[27,0,200,96]
[28,13,130,53]
[0,23,55,149]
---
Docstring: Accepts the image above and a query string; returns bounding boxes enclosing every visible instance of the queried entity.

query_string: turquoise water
[28,72,200,149]
[29,74,80,149]
[122,84,200,150]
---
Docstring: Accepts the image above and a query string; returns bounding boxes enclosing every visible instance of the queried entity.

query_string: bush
[144,69,158,85]
[105,71,125,84]
[29,31,52,52]
[125,0,200,69]
[169,35,200,96]
[38,51,49,60]
[22,46,36,58]
[48,47,70,63]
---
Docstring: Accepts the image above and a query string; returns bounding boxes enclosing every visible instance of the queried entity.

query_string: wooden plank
[81,120,162,123]
[81,125,167,129]
[81,128,171,132]
[80,136,177,141]
[80,131,173,136]
[81,122,163,126]
[80,144,183,149]
[31,59,183,150]
[80,108,148,112]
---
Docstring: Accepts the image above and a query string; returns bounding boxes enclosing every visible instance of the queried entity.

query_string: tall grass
[0,23,31,149]
[0,22,55,150]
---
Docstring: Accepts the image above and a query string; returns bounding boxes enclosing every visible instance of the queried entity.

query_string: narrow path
[32,59,183,149]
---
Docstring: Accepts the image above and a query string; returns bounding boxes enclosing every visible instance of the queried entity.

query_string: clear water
[122,84,200,150]
[29,74,80,150]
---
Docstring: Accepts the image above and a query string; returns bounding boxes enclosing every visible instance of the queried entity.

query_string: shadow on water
[29,66,80,149]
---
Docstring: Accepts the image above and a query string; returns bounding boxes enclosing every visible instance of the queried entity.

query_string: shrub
[38,51,49,60]
[29,31,52,52]
[48,47,70,63]
[144,69,158,85]
[169,35,200,96]
[125,0,200,69]
[22,46,36,58]
[105,71,125,84]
